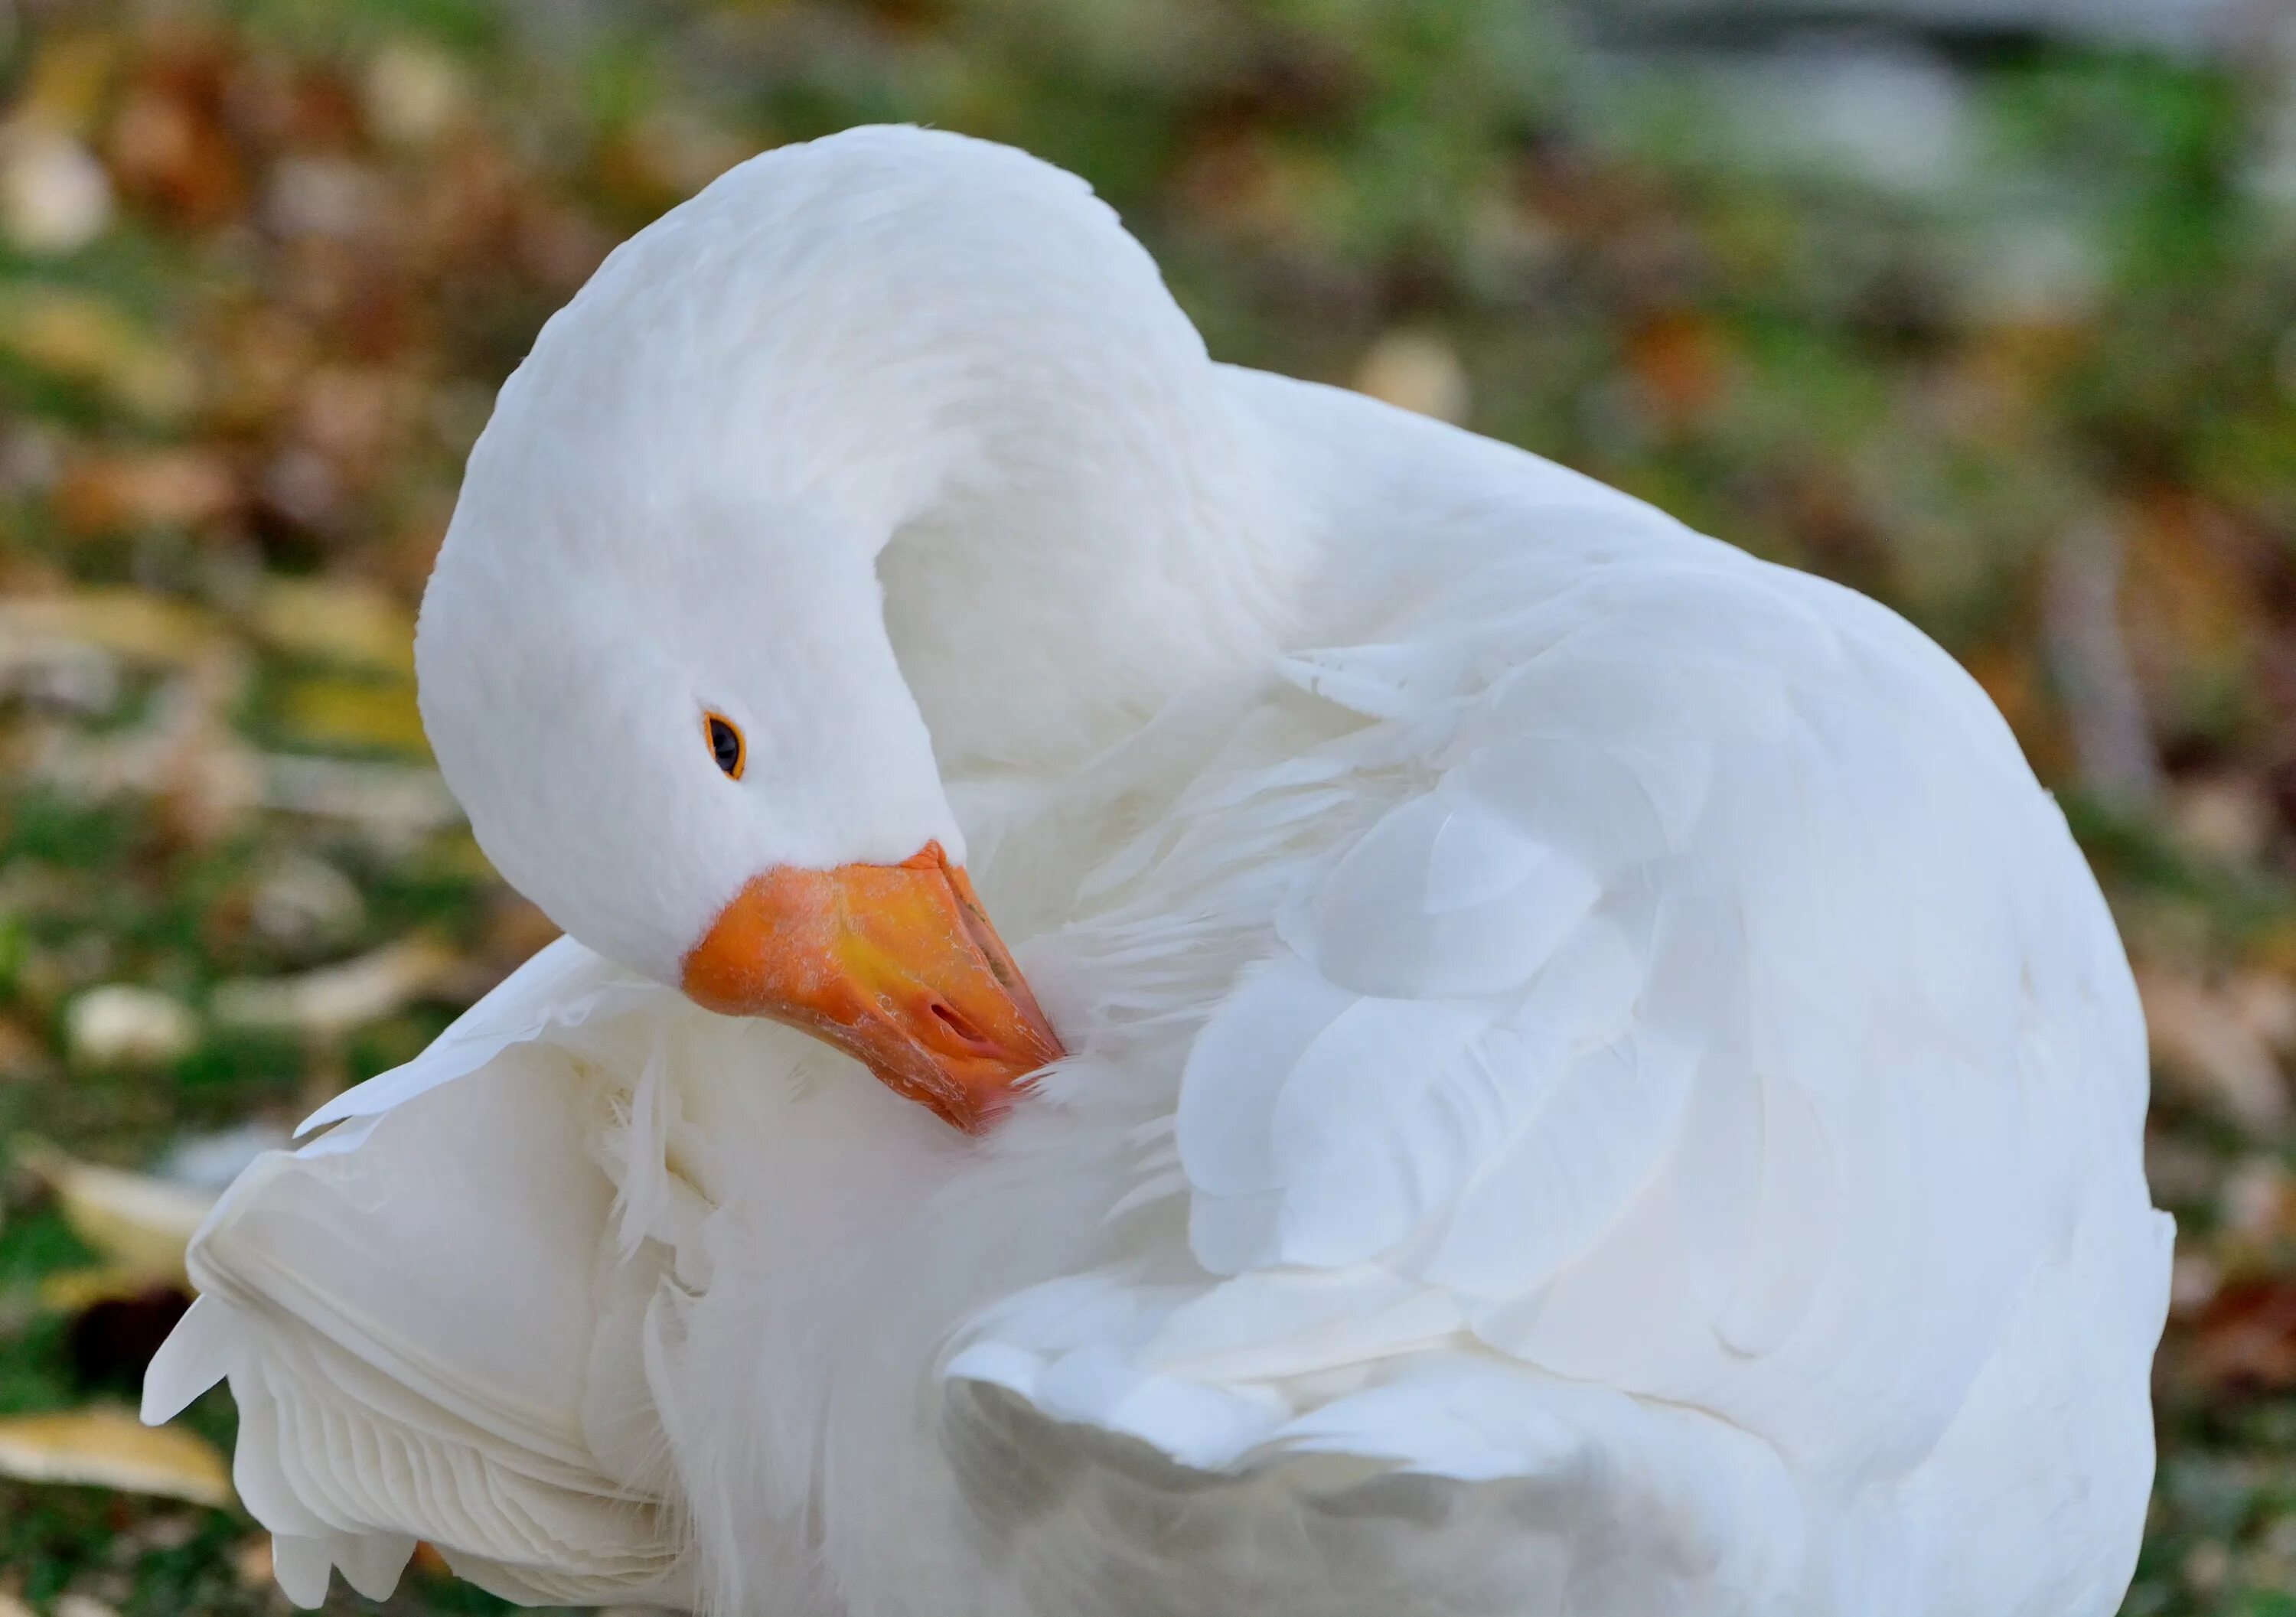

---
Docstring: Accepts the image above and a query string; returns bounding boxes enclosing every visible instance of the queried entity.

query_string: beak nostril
[927,999,993,1052]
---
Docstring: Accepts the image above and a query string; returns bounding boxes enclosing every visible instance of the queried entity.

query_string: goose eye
[704,712,745,780]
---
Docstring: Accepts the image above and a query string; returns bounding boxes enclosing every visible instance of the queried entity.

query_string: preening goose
[144,125,2172,1617]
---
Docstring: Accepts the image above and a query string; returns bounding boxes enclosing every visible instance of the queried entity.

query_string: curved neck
[489,129,1313,778]
[873,370,1303,778]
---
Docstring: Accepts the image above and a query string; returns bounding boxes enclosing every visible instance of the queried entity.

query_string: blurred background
[0,0,2291,1612]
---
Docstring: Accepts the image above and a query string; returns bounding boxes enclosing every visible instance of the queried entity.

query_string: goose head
[414,126,1296,1131]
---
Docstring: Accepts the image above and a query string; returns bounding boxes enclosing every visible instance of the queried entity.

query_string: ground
[2,2,2294,1613]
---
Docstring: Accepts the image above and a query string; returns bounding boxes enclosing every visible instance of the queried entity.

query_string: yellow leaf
[0,285,194,420]
[17,1143,213,1284]
[251,577,416,675]
[0,588,223,667]
[0,1407,233,1508]
[12,31,120,136]
[277,675,430,755]
[38,1264,184,1313]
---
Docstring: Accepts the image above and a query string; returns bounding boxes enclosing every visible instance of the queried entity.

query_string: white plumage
[145,126,2171,1616]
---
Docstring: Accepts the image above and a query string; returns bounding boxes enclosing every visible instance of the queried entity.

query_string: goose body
[145,127,2170,1617]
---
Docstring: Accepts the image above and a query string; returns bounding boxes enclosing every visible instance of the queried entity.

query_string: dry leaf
[2185,1279,2296,1394]
[2138,965,2292,1134]
[55,448,237,533]
[256,753,460,832]
[230,1534,273,1589]
[2170,1250,2223,1316]
[40,1264,185,1313]
[22,650,260,843]
[11,30,119,135]
[0,1407,232,1508]
[0,285,194,419]
[2218,1155,2295,1240]
[1627,309,1728,427]
[276,674,429,755]
[0,588,223,667]
[2168,772,2275,866]
[64,985,197,1068]
[250,576,416,674]
[1352,330,1469,424]
[211,934,461,1036]
[364,42,468,146]
[18,1143,215,1284]
[1,129,115,255]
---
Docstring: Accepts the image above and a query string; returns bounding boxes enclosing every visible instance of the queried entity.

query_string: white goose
[145,126,2171,1617]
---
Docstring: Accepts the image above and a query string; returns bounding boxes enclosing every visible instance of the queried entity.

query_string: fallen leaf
[1627,309,1729,427]
[2167,771,2275,866]
[106,58,245,230]
[0,285,194,420]
[0,1407,232,1508]
[64,985,199,1069]
[276,674,429,755]
[250,576,415,674]
[256,753,460,832]
[2138,965,2292,1135]
[55,448,239,533]
[2170,1250,2222,1316]
[2185,1278,2296,1394]
[39,1265,187,1313]
[210,934,461,1036]
[230,1534,272,1589]
[364,41,468,146]
[1352,330,1469,424]
[1,129,115,255]
[0,588,224,667]
[10,30,119,135]
[2219,1155,2295,1240]
[17,1143,215,1284]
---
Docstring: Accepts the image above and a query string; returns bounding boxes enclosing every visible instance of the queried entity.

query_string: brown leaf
[105,44,245,230]
[2138,965,2292,1134]
[1627,309,1729,428]
[230,1534,273,1589]
[54,448,237,533]
[2185,1278,2296,1394]
[0,1407,232,1508]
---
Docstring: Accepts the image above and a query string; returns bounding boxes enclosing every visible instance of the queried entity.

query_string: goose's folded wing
[144,937,695,1609]
[951,547,2169,1611]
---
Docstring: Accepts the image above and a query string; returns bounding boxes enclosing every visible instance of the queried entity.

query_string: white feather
[150,125,2170,1617]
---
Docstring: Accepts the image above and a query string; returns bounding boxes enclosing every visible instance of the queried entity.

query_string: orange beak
[679,841,1062,1133]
